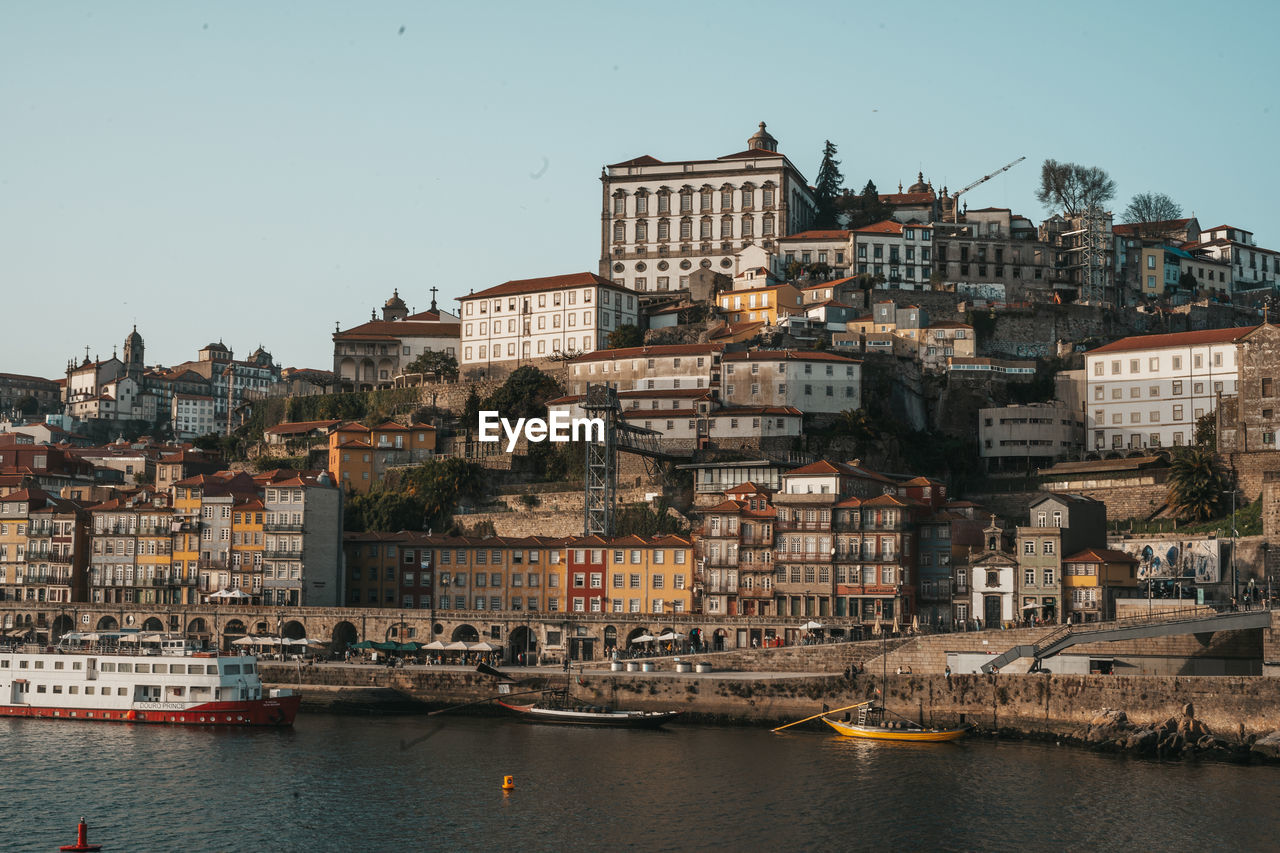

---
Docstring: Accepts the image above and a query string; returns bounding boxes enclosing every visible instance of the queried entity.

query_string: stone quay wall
[261,664,1280,739]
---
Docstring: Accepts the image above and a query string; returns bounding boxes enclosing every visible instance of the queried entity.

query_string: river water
[6,713,1279,852]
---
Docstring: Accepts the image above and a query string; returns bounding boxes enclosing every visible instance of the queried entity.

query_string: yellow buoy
[502,775,515,791]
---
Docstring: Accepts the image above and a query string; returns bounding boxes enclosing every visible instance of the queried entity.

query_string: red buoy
[59,817,102,852]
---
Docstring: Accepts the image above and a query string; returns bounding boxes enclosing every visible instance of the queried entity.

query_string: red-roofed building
[566,343,723,395]
[1085,328,1251,451]
[694,482,776,618]
[333,289,461,392]
[599,123,817,293]
[1190,224,1280,295]
[852,219,936,289]
[777,230,854,277]
[458,273,638,378]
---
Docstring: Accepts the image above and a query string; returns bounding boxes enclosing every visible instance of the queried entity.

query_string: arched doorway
[331,621,358,653]
[281,620,306,641]
[625,627,652,648]
[713,628,727,651]
[50,614,74,641]
[141,617,164,632]
[603,625,618,652]
[222,619,247,650]
[187,617,208,637]
[254,621,270,635]
[508,626,538,666]
[96,616,118,631]
[450,624,479,643]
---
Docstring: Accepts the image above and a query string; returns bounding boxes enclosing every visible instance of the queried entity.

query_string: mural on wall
[1109,537,1222,584]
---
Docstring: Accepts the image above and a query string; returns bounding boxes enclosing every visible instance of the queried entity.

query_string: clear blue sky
[3,1,1278,378]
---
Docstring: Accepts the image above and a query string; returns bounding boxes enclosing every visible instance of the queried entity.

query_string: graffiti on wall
[1109,537,1222,584]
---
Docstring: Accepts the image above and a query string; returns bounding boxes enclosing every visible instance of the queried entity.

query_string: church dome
[908,171,930,194]
[384,289,407,310]
[125,325,143,347]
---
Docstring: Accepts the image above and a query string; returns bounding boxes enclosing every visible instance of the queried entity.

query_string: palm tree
[1166,447,1226,522]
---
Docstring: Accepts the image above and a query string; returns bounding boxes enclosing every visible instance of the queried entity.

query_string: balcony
[196,559,228,570]
[776,520,830,532]
[776,551,832,563]
[703,578,738,594]
[264,522,304,533]
[737,587,773,600]
[263,550,301,560]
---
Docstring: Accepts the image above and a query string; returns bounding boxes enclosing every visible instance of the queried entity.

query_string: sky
[3,1,1279,378]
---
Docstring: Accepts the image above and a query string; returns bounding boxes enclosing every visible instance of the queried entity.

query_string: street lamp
[1224,489,1238,608]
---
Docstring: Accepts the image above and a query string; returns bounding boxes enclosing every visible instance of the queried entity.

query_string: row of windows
[614,215,776,243]
[613,186,777,216]
[1091,351,1227,376]
[466,311,606,337]
[464,336,596,361]
[1091,379,1229,399]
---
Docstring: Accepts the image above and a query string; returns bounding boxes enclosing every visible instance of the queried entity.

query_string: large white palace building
[599,123,817,293]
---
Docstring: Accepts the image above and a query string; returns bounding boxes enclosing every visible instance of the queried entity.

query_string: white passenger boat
[0,632,300,726]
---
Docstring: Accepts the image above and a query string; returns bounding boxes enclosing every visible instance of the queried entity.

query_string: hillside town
[4,123,1280,649]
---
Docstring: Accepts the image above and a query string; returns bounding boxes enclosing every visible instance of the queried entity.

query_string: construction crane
[951,156,1026,222]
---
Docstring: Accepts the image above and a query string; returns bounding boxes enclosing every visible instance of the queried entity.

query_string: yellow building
[134,502,174,605]
[605,535,694,616]
[717,283,803,325]
[170,478,204,605]
[1062,547,1139,622]
[232,498,265,602]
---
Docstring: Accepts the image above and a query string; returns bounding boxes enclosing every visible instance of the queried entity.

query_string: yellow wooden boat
[821,715,969,742]
[819,704,969,742]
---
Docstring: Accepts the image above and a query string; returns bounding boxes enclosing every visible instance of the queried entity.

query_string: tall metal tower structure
[579,382,672,537]
[582,383,618,537]
[1080,205,1109,305]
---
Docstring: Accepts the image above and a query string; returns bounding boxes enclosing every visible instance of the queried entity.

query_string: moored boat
[0,632,300,727]
[821,705,968,742]
[495,697,682,728]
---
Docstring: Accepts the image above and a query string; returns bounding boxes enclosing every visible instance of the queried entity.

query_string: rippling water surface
[5,713,1280,852]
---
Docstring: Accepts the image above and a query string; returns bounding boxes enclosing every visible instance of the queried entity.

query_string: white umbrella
[231,636,258,646]
[285,637,326,646]
[630,633,656,644]
[801,620,824,631]
[655,631,684,642]
[118,633,143,643]
[256,636,282,646]
[469,641,500,652]
[445,641,471,651]
[423,640,446,650]
[224,589,250,600]
[208,589,232,599]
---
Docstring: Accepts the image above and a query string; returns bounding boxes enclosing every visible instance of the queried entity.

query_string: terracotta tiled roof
[462,272,620,301]
[717,148,785,160]
[1088,326,1257,354]
[333,319,460,341]
[722,350,859,363]
[1064,547,1138,563]
[879,192,934,205]
[801,276,857,291]
[607,154,664,168]
[853,219,905,235]
[778,230,852,242]
[569,343,723,363]
[710,321,767,340]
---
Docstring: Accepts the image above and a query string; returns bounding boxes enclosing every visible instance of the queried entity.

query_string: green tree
[614,501,689,537]
[1178,269,1199,297]
[482,366,562,423]
[607,324,644,349]
[836,180,892,229]
[813,140,844,228]
[404,349,458,379]
[1166,447,1226,523]
[1195,411,1217,448]
[13,395,39,415]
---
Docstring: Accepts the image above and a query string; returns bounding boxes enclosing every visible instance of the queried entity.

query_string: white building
[332,291,461,392]
[852,220,935,287]
[721,351,861,414]
[1191,225,1280,295]
[775,230,853,278]
[968,551,1018,629]
[458,272,638,378]
[565,344,722,395]
[1084,327,1252,452]
[600,123,816,292]
[172,394,216,440]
